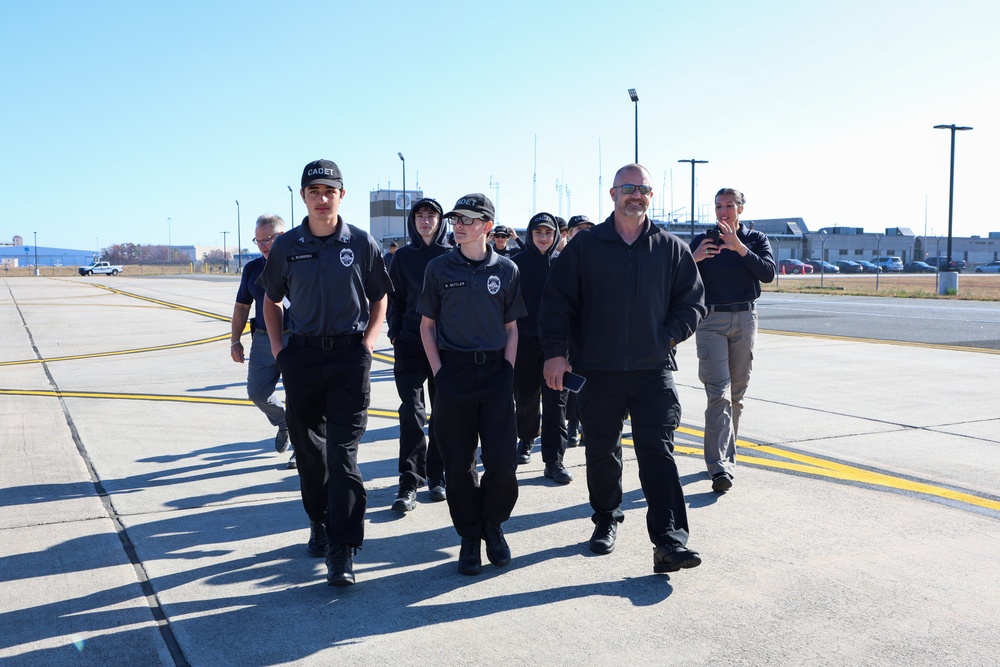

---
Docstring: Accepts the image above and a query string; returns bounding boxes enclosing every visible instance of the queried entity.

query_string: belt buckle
[474,350,486,365]
[322,337,334,351]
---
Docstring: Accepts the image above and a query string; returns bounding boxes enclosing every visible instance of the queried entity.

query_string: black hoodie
[386,198,450,348]
[512,213,560,337]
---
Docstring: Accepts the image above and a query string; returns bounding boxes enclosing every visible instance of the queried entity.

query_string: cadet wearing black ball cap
[258,158,392,587]
[492,224,518,257]
[418,192,527,576]
[567,214,595,239]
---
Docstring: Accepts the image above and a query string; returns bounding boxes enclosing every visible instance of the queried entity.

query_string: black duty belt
[708,302,755,313]
[289,333,363,350]
[439,349,505,365]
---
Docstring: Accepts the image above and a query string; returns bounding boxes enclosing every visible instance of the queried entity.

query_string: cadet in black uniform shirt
[258,159,391,587]
[418,193,526,576]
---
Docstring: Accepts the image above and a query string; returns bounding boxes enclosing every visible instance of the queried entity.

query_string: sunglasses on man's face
[616,184,653,196]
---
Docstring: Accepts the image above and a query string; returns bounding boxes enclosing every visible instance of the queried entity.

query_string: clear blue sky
[2,0,996,253]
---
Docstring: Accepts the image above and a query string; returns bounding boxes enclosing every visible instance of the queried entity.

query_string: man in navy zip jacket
[512,212,572,483]
[540,163,707,575]
[386,198,450,511]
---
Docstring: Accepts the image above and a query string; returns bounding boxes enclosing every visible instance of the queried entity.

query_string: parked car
[925,256,967,272]
[904,261,938,273]
[975,260,1000,274]
[834,260,863,274]
[779,258,814,274]
[853,260,882,273]
[872,256,904,273]
[806,259,840,274]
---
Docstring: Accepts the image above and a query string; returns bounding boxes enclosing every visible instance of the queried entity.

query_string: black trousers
[393,338,444,488]
[513,334,568,462]
[432,356,519,539]
[277,341,370,547]
[577,369,690,547]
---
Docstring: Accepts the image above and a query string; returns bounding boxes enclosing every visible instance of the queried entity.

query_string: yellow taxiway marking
[759,328,1000,355]
[93,284,233,322]
[640,427,1000,513]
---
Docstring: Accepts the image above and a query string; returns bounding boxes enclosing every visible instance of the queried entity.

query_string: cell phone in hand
[563,371,586,393]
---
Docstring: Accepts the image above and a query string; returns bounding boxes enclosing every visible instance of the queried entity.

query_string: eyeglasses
[616,184,653,196]
[493,234,509,239]
[450,215,484,227]
[252,234,279,247]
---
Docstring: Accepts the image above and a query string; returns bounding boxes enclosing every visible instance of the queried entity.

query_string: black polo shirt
[257,218,391,336]
[417,247,526,352]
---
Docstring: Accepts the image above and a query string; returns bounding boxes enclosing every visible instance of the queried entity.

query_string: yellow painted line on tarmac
[759,328,1000,355]
[626,428,1000,513]
[0,333,234,366]
[92,284,232,322]
[0,387,399,419]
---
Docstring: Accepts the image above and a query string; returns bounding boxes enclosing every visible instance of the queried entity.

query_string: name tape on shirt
[443,281,467,289]
[288,252,319,262]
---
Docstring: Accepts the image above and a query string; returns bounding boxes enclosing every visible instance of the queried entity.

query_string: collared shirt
[417,247,526,352]
[690,223,776,305]
[236,256,267,325]
[257,217,391,336]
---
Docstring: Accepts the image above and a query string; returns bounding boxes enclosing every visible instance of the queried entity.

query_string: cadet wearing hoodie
[386,198,451,512]
[512,212,573,484]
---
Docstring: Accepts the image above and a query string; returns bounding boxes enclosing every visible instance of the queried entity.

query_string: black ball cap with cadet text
[444,193,495,221]
[301,159,343,189]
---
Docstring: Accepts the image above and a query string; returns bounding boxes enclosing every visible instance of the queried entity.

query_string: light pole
[235,200,242,271]
[220,231,228,273]
[819,231,828,288]
[933,123,972,295]
[398,152,406,241]
[628,89,639,163]
[874,234,882,291]
[287,186,294,225]
[678,159,708,240]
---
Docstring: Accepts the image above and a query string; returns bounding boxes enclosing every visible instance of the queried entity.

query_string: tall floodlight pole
[678,159,708,240]
[220,231,228,273]
[287,186,294,225]
[235,199,242,271]
[398,152,406,240]
[628,89,639,163]
[932,124,973,271]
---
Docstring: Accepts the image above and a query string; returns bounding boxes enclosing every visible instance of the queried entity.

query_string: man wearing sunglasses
[418,193,526,576]
[230,214,294,468]
[540,164,706,575]
[491,225,518,257]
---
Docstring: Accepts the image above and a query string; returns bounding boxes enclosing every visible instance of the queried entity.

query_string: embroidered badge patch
[487,275,501,295]
[340,248,355,267]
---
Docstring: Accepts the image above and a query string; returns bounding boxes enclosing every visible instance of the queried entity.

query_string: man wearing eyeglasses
[540,163,707,575]
[230,214,294,468]
[418,193,526,576]
[258,159,391,587]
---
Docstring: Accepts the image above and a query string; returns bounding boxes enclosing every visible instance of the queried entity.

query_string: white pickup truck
[78,261,123,276]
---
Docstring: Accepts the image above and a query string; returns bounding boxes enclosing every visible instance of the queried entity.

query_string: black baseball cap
[493,225,511,237]
[529,213,558,230]
[555,216,568,230]
[444,193,495,221]
[301,159,343,189]
[568,215,594,230]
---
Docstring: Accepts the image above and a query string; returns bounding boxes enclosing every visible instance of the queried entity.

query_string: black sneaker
[326,545,356,586]
[567,421,580,448]
[653,543,702,573]
[274,428,290,453]
[516,440,533,465]
[458,537,482,576]
[391,485,417,512]
[589,516,618,555]
[427,479,447,502]
[543,461,574,485]
[712,473,733,493]
[287,450,297,469]
[482,522,511,567]
[306,521,328,557]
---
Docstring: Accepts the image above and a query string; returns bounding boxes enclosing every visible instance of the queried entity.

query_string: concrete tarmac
[1,276,998,666]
